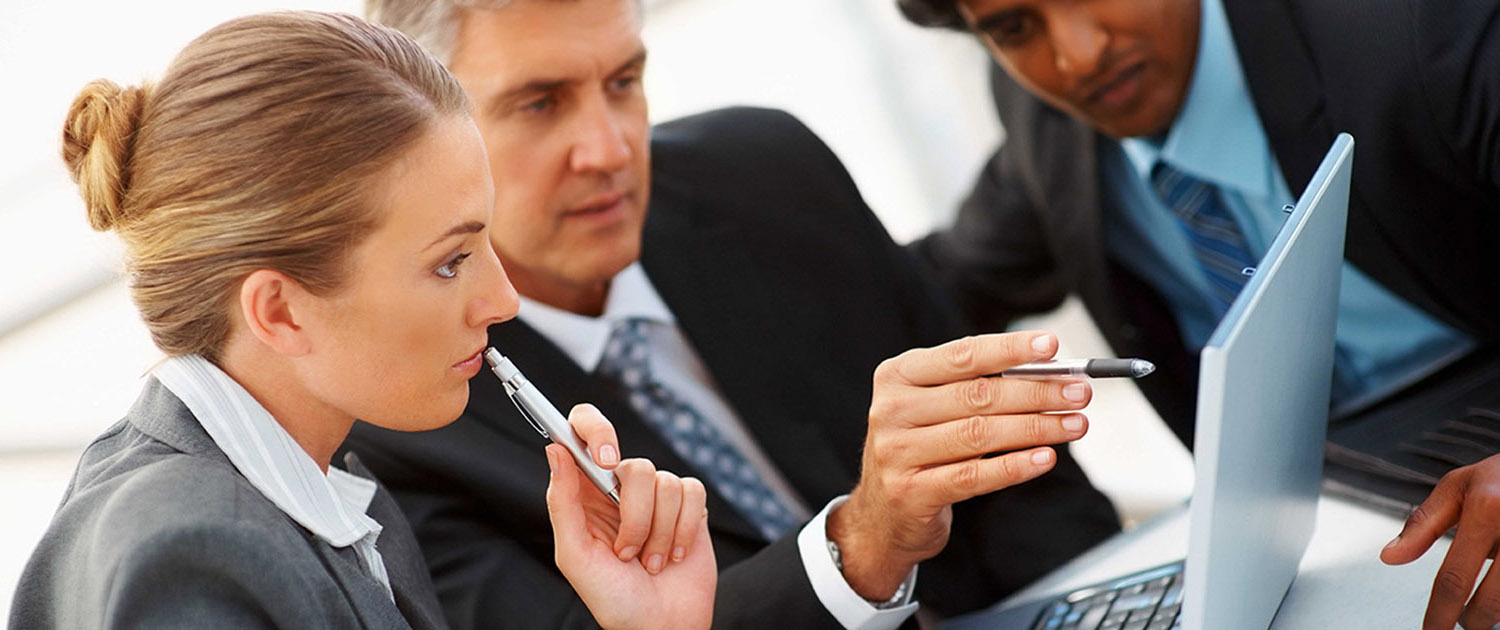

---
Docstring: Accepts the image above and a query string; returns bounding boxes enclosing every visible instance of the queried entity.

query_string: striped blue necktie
[1150,162,1258,317]
[596,317,799,541]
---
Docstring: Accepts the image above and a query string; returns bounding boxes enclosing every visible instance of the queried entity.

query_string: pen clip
[504,384,550,439]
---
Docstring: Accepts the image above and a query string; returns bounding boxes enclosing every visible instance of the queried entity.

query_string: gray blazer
[9,378,449,630]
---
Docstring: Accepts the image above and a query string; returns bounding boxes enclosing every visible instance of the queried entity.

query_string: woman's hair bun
[61,79,148,231]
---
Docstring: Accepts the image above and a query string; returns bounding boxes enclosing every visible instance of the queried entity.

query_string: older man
[342,0,1120,628]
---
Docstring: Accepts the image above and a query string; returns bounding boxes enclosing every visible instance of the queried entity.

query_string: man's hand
[1381,454,1500,630]
[829,331,1092,600]
[546,404,716,630]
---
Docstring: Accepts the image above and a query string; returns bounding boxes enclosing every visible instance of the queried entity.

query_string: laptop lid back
[1180,135,1353,630]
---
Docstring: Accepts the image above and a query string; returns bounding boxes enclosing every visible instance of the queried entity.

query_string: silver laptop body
[943,134,1354,630]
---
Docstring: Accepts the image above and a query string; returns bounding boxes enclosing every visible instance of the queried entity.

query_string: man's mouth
[1085,61,1148,109]
[564,191,629,218]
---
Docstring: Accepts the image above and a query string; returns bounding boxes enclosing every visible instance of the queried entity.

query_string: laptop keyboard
[1030,562,1185,630]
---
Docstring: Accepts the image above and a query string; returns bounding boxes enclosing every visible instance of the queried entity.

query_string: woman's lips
[453,349,484,375]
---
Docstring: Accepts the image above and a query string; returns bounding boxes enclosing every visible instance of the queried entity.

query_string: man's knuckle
[874,433,908,466]
[869,397,904,424]
[958,415,989,451]
[961,378,995,411]
[1435,568,1472,599]
[1029,383,1057,410]
[951,460,982,492]
[945,336,977,371]
[874,357,901,383]
[1464,592,1500,624]
[1025,415,1050,443]
[1407,504,1433,528]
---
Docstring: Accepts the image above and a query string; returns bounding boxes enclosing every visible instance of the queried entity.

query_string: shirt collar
[1121,0,1274,199]
[152,355,381,548]
[518,262,675,372]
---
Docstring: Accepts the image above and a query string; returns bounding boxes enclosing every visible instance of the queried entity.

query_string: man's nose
[569,96,632,174]
[1051,10,1109,80]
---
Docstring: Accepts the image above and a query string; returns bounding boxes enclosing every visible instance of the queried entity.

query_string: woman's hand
[545,404,715,630]
[1381,454,1500,630]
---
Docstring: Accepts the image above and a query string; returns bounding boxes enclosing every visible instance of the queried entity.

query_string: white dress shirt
[153,354,394,601]
[519,262,917,630]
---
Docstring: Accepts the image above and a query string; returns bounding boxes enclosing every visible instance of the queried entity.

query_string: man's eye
[520,95,555,114]
[609,75,639,92]
[987,15,1039,46]
[436,252,471,279]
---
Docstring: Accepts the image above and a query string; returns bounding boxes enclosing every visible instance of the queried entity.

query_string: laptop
[945,134,1354,630]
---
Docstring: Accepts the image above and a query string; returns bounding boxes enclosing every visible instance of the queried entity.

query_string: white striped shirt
[153,354,393,600]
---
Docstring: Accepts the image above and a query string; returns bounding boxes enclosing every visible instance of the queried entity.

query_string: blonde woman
[9,11,713,630]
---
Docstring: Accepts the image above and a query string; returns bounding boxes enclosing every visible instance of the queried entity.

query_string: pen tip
[1132,359,1156,378]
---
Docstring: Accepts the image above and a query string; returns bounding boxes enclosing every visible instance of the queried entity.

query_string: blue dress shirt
[1098,0,1472,414]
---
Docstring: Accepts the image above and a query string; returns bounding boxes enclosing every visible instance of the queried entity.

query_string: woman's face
[296,114,519,432]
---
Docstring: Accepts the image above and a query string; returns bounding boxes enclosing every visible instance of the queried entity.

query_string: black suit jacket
[913,0,1500,445]
[344,107,1120,629]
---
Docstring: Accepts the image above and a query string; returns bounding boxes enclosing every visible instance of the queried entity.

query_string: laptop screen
[1181,134,1354,630]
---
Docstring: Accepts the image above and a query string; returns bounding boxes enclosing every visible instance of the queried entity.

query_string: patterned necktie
[595,318,799,541]
[1151,161,1259,317]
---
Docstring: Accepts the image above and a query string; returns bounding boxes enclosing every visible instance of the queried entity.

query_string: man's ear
[237,269,313,357]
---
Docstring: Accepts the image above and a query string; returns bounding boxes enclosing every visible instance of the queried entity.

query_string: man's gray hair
[365,0,512,65]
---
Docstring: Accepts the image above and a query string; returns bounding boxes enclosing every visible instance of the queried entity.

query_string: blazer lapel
[488,318,767,543]
[639,183,856,508]
[310,540,413,630]
[130,381,414,630]
[343,453,448,630]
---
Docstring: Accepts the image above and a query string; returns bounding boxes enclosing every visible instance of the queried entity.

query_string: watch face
[825,539,843,571]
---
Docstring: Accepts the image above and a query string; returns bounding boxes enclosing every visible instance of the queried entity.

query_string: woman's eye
[436,252,471,279]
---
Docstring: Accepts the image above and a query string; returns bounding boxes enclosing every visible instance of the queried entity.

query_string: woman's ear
[237,269,313,357]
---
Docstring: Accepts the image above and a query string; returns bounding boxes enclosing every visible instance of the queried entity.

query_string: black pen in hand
[998,358,1155,379]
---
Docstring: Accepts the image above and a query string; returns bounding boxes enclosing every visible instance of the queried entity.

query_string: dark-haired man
[898,1,1500,628]
[343,1,1122,629]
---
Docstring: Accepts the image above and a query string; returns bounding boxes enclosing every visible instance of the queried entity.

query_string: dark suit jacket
[9,379,447,630]
[913,0,1500,445]
[343,107,1121,630]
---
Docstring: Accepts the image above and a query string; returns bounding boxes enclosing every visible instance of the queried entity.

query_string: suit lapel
[639,181,856,508]
[488,318,767,542]
[1223,0,1333,194]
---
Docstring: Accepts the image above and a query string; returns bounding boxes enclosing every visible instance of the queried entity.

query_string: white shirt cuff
[796,495,919,630]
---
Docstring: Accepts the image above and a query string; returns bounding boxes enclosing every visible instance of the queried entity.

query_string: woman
[9,11,713,630]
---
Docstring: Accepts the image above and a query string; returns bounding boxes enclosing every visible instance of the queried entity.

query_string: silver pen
[999,358,1156,379]
[484,348,621,503]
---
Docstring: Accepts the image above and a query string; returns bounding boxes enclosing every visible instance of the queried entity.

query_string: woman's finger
[672,477,708,563]
[568,403,621,469]
[640,470,684,575]
[611,457,658,561]
[543,444,588,569]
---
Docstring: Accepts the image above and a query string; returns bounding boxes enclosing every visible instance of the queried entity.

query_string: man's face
[447,0,649,311]
[957,0,1200,139]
